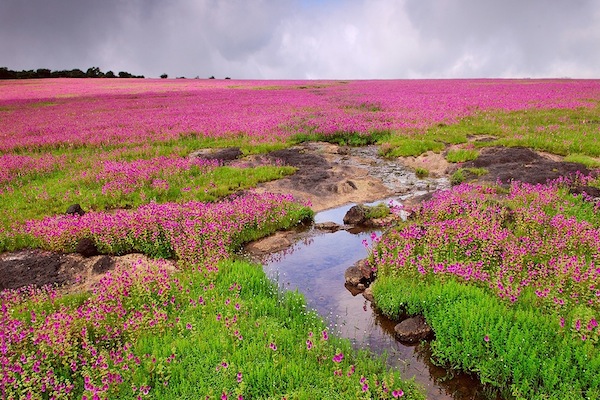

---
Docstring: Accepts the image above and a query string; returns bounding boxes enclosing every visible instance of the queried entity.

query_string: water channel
[246,147,496,399]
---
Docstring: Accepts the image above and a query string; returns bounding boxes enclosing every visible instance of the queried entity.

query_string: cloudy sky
[1,0,599,79]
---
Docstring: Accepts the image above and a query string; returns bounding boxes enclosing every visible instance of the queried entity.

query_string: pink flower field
[1,78,600,151]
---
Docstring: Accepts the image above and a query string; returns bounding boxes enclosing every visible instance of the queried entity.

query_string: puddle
[250,199,501,400]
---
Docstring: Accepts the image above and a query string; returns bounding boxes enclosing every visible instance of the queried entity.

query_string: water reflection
[253,206,497,400]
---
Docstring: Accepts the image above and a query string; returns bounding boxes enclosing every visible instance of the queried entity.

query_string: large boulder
[344,258,374,287]
[394,315,433,343]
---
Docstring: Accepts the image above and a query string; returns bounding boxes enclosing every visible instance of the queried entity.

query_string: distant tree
[118,71,132,78]
[36,68,51,78]
[225,77,231,80]
[86,67,102,78]
[160,73,168,79]
[105,70,116,78]
[208,76,215,79]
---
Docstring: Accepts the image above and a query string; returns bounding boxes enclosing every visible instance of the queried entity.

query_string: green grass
[445,148,479,163]
[450,167,488,185]
[138,260,424,399]
[414,167,429,178]
[564,154,600,168]
[291,129,391,147]
[372,276,600,400]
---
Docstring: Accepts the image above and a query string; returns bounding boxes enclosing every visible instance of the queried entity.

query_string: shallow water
[259,203,495,400]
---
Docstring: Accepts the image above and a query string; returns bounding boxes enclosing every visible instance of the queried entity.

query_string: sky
[1,0,599,79]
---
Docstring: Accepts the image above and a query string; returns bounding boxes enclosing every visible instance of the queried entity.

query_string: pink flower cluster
[1,79,599,151]
[373,180,600,320]
[23,192,303,267]
[91,156,219,196]
[0,258,177,399]
[0,153,65,191]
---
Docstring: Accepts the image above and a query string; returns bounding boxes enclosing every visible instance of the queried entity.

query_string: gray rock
[344,266,364,286]
[314,221,341,232]
[394,315,433,343]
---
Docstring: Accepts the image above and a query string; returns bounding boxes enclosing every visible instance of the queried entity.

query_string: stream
[245,147,495,399]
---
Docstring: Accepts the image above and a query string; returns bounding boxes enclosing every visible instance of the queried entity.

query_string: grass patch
[564,154,600,168]
[291,130,391,147]
[450,167,488,185]
[365,203,391,220]
[429,104,600,157]
[415,167,429,178]
[445,148,479,163]
[379,136,445,158]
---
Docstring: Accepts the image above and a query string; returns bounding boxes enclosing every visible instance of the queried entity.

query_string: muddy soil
[1,143,595,293]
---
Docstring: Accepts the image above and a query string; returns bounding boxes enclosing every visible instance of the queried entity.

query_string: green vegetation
[450,167,488,185]
[365,203,391,220]
[414,167,429,178]
[445,148,479,163]
[369,181,600,399]
[292,130,391,147]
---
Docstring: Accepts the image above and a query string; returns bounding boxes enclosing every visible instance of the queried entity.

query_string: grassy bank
[369,179,600,399]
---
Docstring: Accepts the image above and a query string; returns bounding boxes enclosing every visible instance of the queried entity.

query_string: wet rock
[344,266,364,286]
[362,286,374,302]
[345,282,364,296]
[66,204,85,216]
[394,315,433,343]
[343,204,369,225]
[75,238,99,257]
[344,259,374,287]
[314,221,341,232]
[190,147,242,163]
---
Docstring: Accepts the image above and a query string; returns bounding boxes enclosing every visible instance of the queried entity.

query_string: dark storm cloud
[1,0,598,78]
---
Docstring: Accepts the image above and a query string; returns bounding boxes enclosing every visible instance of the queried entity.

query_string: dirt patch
[0,250,176,294]
[400,151,452,177]
[256,142,393,211]
[464,147,592,185]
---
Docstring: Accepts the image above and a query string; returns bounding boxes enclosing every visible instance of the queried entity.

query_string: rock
[355,258,373,280]
[344,259,374,287]
[190,147,242,163]
[570,185,600,201]
[343,204,369,225]
[314,221,341,232]
[345,282,364,296]
[66,204,85,216]
[362,286,374,302]
[344,266,364,286]
[394,315,433,343]
[75,238,99,257]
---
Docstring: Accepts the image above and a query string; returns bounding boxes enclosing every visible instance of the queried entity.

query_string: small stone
[66,204,85,216]
[394,315,433,343]
[343,204,369,225]
[314,222,341,232]
[344,266,364,286]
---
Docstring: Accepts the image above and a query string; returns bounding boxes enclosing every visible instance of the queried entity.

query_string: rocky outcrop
[344,258,374,290]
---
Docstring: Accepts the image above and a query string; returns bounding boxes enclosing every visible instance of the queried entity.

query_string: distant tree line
[0,66,144,80]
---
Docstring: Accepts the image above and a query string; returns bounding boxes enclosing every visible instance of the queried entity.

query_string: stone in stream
[362,286,374,302]
[343,204,369,225]
[394,315,433,343]
[314,221,342,232]
[344,258,374,288]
